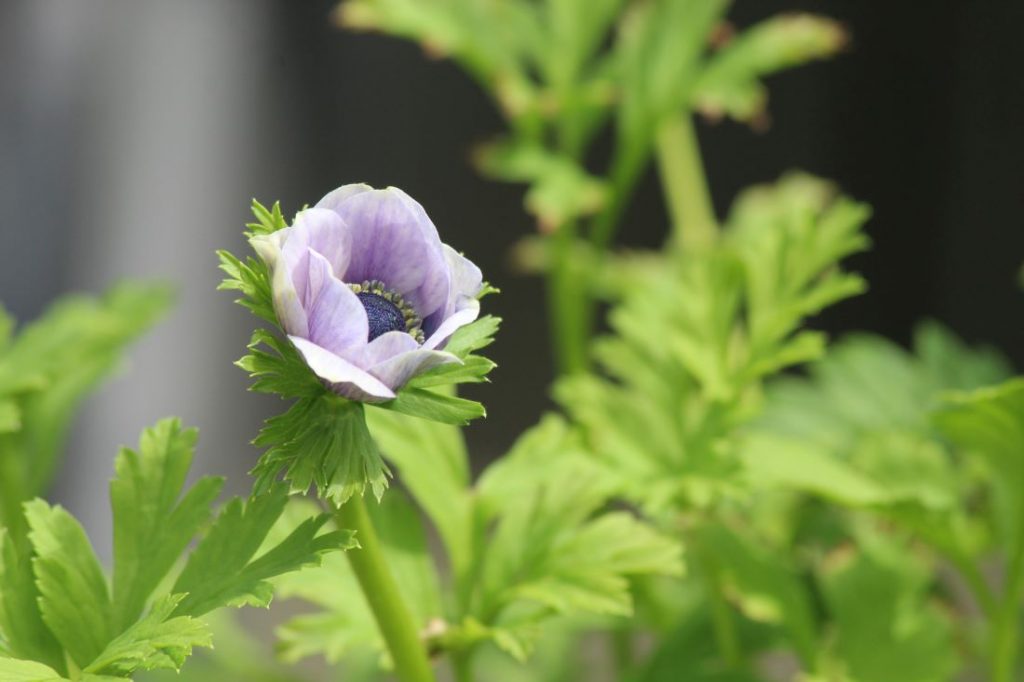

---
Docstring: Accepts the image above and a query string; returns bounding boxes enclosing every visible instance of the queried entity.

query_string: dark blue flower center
[357,292,407,341]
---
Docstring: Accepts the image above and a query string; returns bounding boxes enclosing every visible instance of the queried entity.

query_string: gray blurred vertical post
[5,0,283,558]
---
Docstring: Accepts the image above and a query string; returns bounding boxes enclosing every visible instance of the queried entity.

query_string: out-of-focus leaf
[0,282,171,512]
[934,379,1024,545]
[475,139,606,229]
[366,405,472,577]
[697,524,817,665]
[274,493,441,667]
[740,434,891,507]
[820,535,957,682]
[693,14,846,123]
[0,658,66,682]
[615,0,729,179]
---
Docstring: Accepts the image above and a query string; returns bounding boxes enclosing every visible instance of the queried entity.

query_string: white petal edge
[289,335,396,401]
[422,299,480,351]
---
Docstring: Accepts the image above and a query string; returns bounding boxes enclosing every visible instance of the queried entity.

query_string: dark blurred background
[1,1,1022,555]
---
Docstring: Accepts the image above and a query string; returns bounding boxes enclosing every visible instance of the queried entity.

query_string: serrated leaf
[110,418,224,631]
[697,524,817,665]
[25,499,112,668]
[475,140,606,228]
[740,433,891,507]
[274,493,439,666]
[0,658,66,682]
[172,485,351,617]
[477,420,682,640]
[820,536,957,682]
[376,387,486,425]
[443,315,501,358]
[237,330,323,398]
[934,378,1024,544]
[0,530,64,672]
[246,200,288,236]
[365,406,473,577]
[694,14,846,123]
[251,396,390,504]
[85,595,212,676]
[0,282,171,511]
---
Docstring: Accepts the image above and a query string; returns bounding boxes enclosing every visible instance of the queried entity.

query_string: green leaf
[740,433,891,507]
[693,14,847,123]
[274,493,440,666]
[110,418,224,631]
[0,530,64,672]
[934,378,1024,543]
[365,406,473,576]
[236,330,326,399]
[820,535,957,682]
[476,419,683,649]
[0,658,65,682]
[251,396,390,504]
[246,199,288,236]
[172,485,351,617]
[0,400,19,433]
[85,595,212,676]
[0,282,171,504]
[697,524,817,665]
[25,499,112,668]
[376,387,486,425]
[615,0,728,179]
[475,139,607,228]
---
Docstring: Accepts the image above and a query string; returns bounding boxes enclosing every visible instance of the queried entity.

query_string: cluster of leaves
[558,173,870,518]
[0,283,171,534]
[735,325,1019,681]
[340,0,844,234]
[0,418,352,680]
[270,411,682,675]
[217,201,499,505]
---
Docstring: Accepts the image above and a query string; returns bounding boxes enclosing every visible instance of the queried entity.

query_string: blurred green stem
[335,496,435,682]
[992,521,1024,682]
[547,220,589,375]
[655,114,718,252]
[692,533,741,669]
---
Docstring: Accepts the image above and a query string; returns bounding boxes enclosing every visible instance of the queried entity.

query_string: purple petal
[329,188,449,317]
[344,330,419,369]
[271,252,309,338]
[304,251,369,355]
[422,245,483,346]
[289,336,396,401]
[280,208,353,286]
[422,303,480,351]
[368,348,461,391]
[315,183,374,213]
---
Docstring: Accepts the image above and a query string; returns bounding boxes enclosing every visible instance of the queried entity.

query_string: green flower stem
[690,531,741,669]
[335,496,435,682]
[655,114,718,253]
[546,220,589,375]
[992,520,1024,682]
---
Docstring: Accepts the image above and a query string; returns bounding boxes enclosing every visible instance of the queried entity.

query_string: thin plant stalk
[655,114,718,252]
[991,522,1024,682]
[546,220,589,375]
[335,496,436,682]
